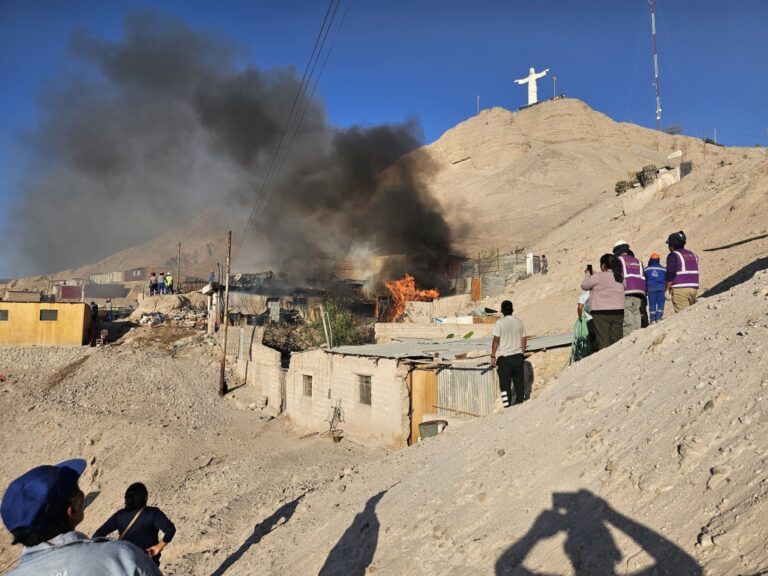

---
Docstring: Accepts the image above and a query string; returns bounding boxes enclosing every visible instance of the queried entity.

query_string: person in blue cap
[1,459,161,575]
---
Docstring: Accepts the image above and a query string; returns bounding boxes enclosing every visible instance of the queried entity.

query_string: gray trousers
[623,296,643,337]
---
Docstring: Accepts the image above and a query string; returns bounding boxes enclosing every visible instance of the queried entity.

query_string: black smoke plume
[5,12,454,290]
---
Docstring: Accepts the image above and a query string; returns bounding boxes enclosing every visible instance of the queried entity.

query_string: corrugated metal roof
[328,332,572,361]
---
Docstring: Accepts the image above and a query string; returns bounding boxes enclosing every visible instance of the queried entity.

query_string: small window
[303,374,313,397]
[40,310,58,321]
[359,375,372,406]
[0,310,8,321]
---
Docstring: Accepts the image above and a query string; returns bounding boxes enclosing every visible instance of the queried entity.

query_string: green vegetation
[300,299,374,348]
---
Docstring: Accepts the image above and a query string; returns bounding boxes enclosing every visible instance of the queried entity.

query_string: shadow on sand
[318,490,388,576]
[209,493,305,576]
[495,490,702,576]
[703,256,768,297]
[703,233,768,252]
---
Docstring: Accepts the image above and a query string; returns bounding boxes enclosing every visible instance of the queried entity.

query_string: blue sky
[0,0,766,276]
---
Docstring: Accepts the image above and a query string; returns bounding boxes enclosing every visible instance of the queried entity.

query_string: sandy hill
[2,264,766,575]
[376,97,768,338]
[9,98,767,299]
[426,99,676,252]
[238,271,768,575]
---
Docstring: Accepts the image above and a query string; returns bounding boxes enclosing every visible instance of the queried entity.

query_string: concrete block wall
[286,351,410,448]
[285,349,330,430]
[250,340,283,410]
[404,294,473,322]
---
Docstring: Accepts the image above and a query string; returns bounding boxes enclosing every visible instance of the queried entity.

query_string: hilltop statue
[515,67,549,106]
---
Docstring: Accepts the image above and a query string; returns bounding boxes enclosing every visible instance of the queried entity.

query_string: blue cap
[1,459,86,541]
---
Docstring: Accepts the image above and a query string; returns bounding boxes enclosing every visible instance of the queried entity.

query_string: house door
[409,368,438,445]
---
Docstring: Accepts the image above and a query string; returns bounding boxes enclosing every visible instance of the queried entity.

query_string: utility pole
[218,231,232,397]
[713,128,717,145]
[649,0,662,130]
[476,95,480,115]
[176,242,181,293]
[553,75,557,98]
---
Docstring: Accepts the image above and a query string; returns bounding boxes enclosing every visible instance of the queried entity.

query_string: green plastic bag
[569,318,592,363]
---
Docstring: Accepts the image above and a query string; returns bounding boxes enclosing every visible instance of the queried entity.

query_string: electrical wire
[249,0,344,226]
[235,0,345,259]
[235,0,337,257]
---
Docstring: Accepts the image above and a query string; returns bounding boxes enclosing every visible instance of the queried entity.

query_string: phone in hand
[586,264,593,274]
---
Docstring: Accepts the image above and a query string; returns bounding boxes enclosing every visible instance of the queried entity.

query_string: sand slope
[198,271,768,576]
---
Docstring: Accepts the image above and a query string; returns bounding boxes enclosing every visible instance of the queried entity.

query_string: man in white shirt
[491,300,527,407]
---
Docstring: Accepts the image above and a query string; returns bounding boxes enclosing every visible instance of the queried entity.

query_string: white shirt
[578,291,592,321]
[492,315,526,357]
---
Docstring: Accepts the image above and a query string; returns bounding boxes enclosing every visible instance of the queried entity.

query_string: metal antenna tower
[649,0,662,130]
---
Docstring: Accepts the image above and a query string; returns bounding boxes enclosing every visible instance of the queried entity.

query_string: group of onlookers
[2,459,175,575]
[148,272,174,296]
[579,230,699,351]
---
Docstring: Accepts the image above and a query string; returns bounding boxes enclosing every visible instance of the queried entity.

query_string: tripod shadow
[495,490,702,576]
[318,490,388,576]
[210,493,305,576]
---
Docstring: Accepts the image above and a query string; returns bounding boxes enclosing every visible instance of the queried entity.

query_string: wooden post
[176,242,181,292]
[219,231,232,397]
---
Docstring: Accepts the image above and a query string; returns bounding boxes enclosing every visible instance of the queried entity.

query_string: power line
[235,0,345,259]
[249,0,345,227]
[235,0,337,256]
[255,0,351,221]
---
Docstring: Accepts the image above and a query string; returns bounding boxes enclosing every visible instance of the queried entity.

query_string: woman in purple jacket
[581,254,625,350]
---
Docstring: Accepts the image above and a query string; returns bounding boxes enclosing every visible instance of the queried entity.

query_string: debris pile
[130,293,208,328]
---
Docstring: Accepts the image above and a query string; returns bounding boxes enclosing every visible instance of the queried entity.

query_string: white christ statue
[515,67,549,105]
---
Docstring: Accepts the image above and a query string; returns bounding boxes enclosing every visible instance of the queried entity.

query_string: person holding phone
[580,255,625,349]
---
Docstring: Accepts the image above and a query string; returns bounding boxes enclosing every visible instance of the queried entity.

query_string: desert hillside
[385,98,768,338]
[2,272,766,575]
[8,98,766,298]
[193,271,768,575]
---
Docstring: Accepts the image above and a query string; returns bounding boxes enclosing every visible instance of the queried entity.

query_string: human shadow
[523,360,534,401]
[495,490,702,576]
[318,490,387,576]
[210,493,305,576]
[703,256,768,297]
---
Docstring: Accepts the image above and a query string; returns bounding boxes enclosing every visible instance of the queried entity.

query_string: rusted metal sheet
[470,278,482,301]
[437,358,498,417]
[58,285,84,301]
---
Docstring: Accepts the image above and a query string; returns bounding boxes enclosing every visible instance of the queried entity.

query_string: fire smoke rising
[5,12,454,290]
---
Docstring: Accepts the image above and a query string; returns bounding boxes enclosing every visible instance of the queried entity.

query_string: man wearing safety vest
[613,241,646,336]
[664,230,699,312]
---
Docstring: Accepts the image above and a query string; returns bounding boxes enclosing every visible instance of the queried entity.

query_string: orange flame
[384,273,439,322]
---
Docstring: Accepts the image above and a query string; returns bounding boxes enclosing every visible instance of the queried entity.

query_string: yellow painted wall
[0,302,90,346]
